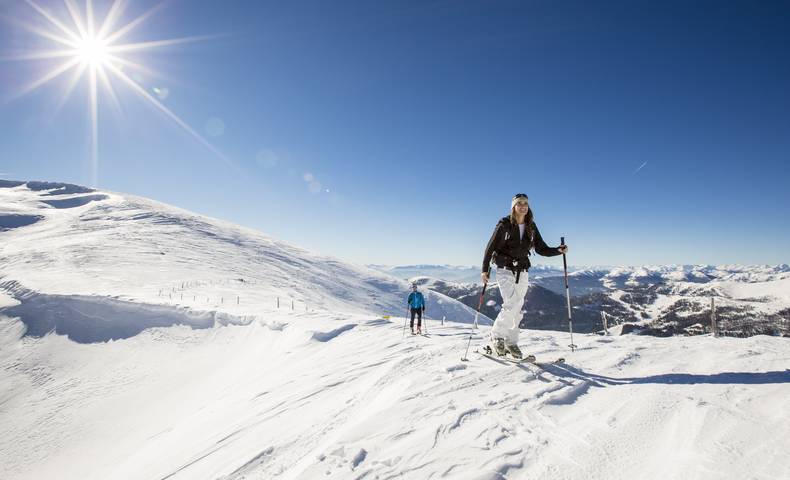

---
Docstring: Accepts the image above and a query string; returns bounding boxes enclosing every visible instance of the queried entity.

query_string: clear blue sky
[1,0,788,267]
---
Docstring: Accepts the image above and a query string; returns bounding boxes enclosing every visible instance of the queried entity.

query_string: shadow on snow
[541,363,790,386]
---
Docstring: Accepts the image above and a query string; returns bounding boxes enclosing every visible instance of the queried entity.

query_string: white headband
[511,195,529,209]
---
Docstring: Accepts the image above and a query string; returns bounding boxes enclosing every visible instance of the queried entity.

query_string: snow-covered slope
[0,181,476,336]
[1,182,789,480]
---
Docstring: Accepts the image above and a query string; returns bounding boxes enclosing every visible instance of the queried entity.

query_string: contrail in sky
[632,162,648,175]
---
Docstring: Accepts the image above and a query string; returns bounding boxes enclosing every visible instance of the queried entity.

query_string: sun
[3,0,230,186]
[75,35,109,66]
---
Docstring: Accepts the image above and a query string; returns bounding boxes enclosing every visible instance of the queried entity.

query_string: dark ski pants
[410,308,423,328]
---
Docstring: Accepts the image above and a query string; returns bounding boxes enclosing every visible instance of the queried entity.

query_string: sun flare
[5,0,229,186]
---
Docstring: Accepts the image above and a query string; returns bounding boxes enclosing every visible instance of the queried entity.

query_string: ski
[475,350,534,364]
[475,349,565,366]
[531,357,566,369]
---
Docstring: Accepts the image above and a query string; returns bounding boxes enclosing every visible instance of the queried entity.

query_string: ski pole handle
[477,283,488,311]
[473,282,487,329]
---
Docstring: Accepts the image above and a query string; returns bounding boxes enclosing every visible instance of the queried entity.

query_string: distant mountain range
[372,264,790,338]
[368,264,575,284]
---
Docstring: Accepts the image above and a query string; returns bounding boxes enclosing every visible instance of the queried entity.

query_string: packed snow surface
[1,182,789,480]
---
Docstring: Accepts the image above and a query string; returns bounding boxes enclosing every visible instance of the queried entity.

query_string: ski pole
[403,307,409,337]
[461,332,473,361]
[463,279,488,360]
[473,280,488,329]
[561,236,577,352]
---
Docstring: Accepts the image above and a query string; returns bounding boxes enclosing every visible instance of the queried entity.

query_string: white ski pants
[490,268,529,345]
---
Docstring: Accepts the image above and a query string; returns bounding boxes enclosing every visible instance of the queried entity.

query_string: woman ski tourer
[481,193,568,359]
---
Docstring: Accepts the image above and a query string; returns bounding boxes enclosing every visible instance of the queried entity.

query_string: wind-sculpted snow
[26,181,96,194]
[0,285,219,343]
[41,194,109,209]
[0,214,43,231]
[0,180,25,188]
[310,323,356,342]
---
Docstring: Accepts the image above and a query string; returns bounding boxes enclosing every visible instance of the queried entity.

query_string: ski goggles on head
[512,193,529,207]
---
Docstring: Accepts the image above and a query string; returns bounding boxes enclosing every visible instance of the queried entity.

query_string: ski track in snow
[0,183,789,480]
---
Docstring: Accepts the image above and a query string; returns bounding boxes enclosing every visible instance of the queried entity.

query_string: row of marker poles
[157,290,313,311]
[159,290,240,305]
[275,297,308,312]
[159,279,271,294]
[159,284,309,312]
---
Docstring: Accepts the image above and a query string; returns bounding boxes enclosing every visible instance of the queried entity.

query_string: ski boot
[492,337,507,357]
[505,343,523,360]
[416,327,422,335]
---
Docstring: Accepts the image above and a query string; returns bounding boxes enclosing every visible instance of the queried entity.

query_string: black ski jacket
[482,216,562,273]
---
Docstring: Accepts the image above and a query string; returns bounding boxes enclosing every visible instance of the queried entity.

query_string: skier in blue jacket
[407,284,426,334]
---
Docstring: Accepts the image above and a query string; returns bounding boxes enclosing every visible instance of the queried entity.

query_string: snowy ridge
[0,181,477,332]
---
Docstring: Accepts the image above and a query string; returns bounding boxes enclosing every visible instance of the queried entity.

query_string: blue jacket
[407,291,425,309]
